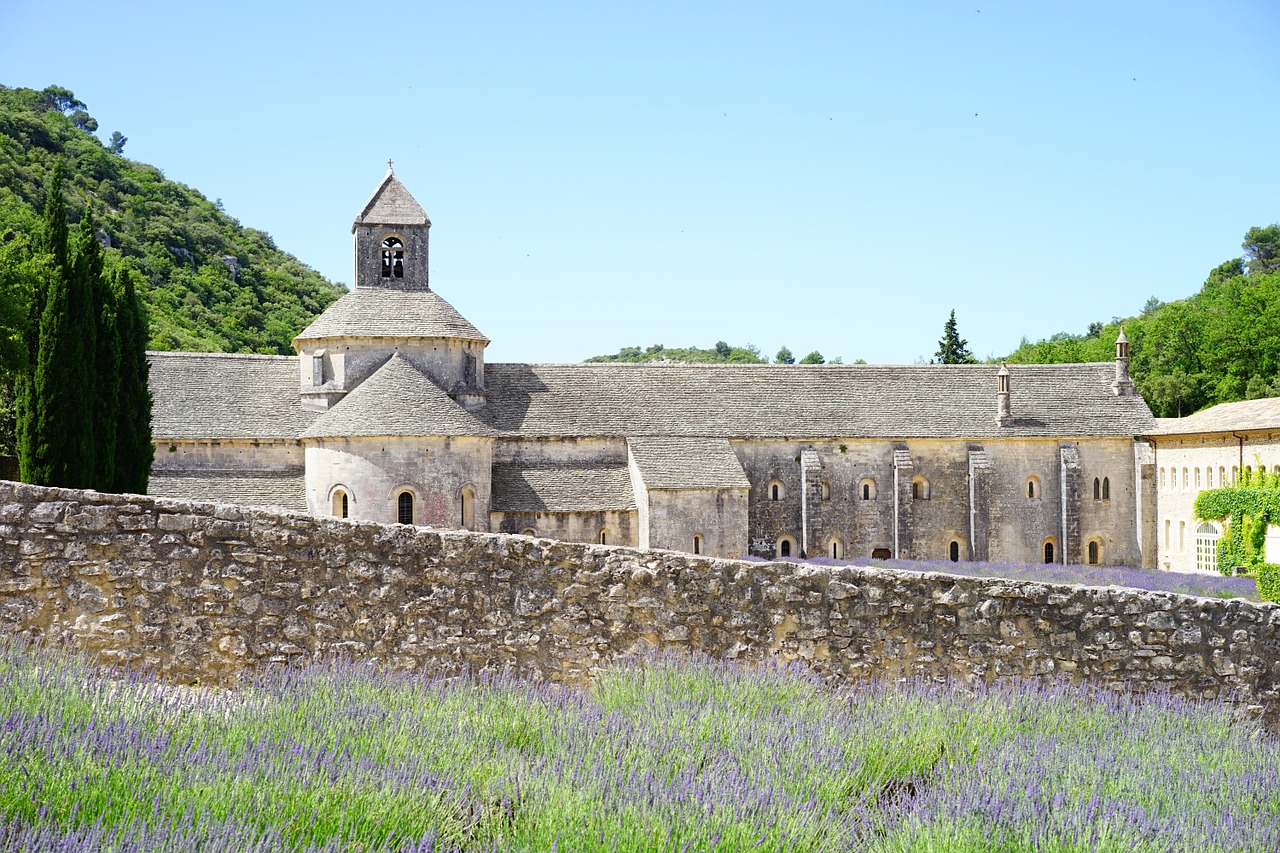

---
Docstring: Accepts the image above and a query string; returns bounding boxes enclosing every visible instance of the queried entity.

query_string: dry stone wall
[2,481,1279,723]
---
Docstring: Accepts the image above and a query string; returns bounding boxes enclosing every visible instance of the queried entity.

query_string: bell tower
[351,163,431,291]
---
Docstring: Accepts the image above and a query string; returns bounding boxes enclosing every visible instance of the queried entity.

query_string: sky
[2,1,1278,364]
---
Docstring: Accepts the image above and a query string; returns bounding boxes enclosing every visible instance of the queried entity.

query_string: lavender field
[1,645,1277,852]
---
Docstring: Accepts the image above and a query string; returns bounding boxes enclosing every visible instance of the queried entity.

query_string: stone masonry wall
[2,481,1279,724]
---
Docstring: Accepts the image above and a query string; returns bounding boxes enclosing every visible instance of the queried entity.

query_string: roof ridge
[147,351,298,362]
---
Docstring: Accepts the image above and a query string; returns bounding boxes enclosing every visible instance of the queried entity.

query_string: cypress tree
[112,267,152,494]
[68,205,101,485]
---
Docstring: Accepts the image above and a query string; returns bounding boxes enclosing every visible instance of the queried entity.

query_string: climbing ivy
[1194,469,1280,601]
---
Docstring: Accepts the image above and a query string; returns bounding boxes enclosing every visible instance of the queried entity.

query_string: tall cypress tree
[112,267,152,494]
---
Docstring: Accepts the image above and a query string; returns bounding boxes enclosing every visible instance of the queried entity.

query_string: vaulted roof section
[628,437,750,489]
[302,354,496,439]
[148,352,318,440]
[479,363,1156,439]
[1151,397,1280,436]
[353,170,430,229]
[491,462,637,512]
[293,287,488,343]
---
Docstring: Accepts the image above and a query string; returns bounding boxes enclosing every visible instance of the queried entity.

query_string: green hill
[0,84,345,355]
[1002,226,1280,418]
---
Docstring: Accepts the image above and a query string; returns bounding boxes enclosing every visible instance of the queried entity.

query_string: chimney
[997,363,1013,427]
[1113,328,1135,396]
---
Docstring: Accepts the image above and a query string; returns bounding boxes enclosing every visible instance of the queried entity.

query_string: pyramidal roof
[352,169,430,229]
[302,354,495,439]
[293,287,488,343]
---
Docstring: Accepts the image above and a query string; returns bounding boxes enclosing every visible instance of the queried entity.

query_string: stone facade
[146,170,1159,565]
[2,482,1278,727]
[1151,399,1280,573]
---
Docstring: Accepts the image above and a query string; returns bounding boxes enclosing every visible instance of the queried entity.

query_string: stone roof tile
[302,355,496,439]
[1150,397,1280,436]
[491,462,637,512]
[293,288,488,343]
[148,469,307,512]
[148,352,316,440]
[353,171,429,227]
[628,437,749,489]
[479,362,1156,439]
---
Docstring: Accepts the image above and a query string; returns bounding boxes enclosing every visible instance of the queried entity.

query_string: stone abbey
[148,171,1160,566]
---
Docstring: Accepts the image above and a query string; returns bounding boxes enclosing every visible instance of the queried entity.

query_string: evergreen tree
[934,309,977,364]
[81,206,121,488]
[111,267,152,494]
[775,346,795,364]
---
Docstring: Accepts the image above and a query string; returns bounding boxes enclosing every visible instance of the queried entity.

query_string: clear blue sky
[3,1,1278,364]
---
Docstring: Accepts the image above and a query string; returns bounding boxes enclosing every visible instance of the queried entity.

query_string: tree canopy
[1003,224,1280,417]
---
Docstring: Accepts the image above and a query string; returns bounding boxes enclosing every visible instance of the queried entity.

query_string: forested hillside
[0,84,345,355]
[1003,226,1280,417]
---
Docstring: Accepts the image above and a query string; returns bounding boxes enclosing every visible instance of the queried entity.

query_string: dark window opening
[381,237,405,279]
[397,491,414,525]
[862,483,871,500]
[912,481,919,499]
[693,535,702,555]
[1028,481,1035,499]
[1044,542,1055,563]
[600,529,608,545]
[949,541,960,562]
[341,493,348,519]
[780,539,791,557]
[1093,478,1101,500]
[770,483,780,501]
[1087,541,1099,565]
[1101,477,1110,500]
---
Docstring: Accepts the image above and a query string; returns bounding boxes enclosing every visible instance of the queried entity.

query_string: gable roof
[1150,397,1280,436]
[293,287,488,343]
[302,354,496,439]
[491,462,637,512]
[479,362,1156,439]
[148,352,317,440]
[148,469,307,512]
[353,170,430,228]
[628,436,750,489]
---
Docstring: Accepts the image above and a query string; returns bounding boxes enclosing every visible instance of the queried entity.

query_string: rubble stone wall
[2,481,1278,721]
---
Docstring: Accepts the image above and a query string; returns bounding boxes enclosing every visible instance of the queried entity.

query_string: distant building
[148,171,1158,566]
[1149,398,1280,573]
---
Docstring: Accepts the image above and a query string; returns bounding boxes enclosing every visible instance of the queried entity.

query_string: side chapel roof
[628,436,750,489]
[491,462,637,512]
[1150,397,1280,436]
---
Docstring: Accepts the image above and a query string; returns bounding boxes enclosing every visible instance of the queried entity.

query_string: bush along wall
[1195,469,1280,602]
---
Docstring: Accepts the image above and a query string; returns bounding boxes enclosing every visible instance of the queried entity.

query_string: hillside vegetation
[0,84,345,355]
[1003,226,1280,417]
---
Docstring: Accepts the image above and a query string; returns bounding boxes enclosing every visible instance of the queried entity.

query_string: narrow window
[600,529,608,545]
[911,476,929,500]
[1044,541,1055,564]
[1101,477,1110,500]
[381,236,405,278]
[1087,540,1100,565]
[332,489,348,518]
[460,487,476,529]
[1207,468,1214,488]
[770,483,780,501]
[1195,468,1201,488]
[860,478,876,500]
[863,483,871,500]
[1183,468,1189,489]
[949,541,960,562]
[693,534,702,555]
[1220,466,1226,486]
[820,481,830,501]
[1232,466,1238,485]
[830,538,844,559]
[1028,481,1035,499]
[780,539,791,557]
[1179,521,1185,552]
[397,491,414,525]
[1026,476,1041,500]
[1160,467,1166,488]
[1164,519,1170,548]
[912,481,920,499]
[1093,478,1101,500]
[341,493,348,518]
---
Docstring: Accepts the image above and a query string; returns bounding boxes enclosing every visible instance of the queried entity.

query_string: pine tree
[111,267,153,494]
[934,309,977,364]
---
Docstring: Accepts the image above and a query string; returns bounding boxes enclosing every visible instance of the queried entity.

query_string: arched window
[1182,468,1189,489]
[599,529,609,545]
[1093,478,1101,500]
[1160,467,1166,488]
[397,491,414,525]
[1195,522,1221,573]
[1232,466,1239,485]
[829,537,844,559]
[776,536,797,559]
[1220,466,1226,486]
[693,534,703,555]
[769,480,784,501]
[820,481,831,501]
[460,486,476,529]
[860,479,877,500]
[912,476,930,500]
[1101,477,1110,500]
[1087,539,1101,565]
[331,489,349,519]
[1026,476,1041,500]
[949,540,960,562]
[1195,468,1201,488]
[380,236,404,278]
[1043,539,1056,564]
[1207,467,1214,488]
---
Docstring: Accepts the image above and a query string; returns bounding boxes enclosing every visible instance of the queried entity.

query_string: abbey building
[148,171,1159,567]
